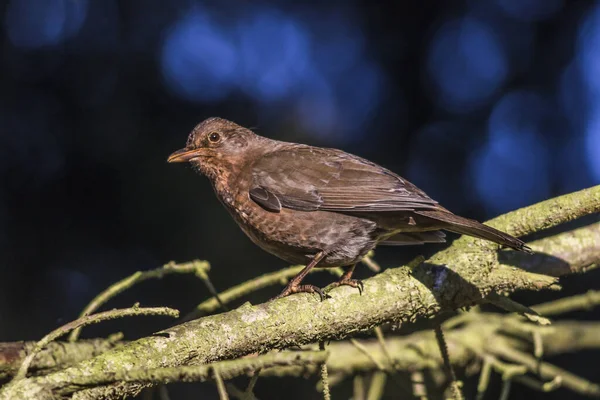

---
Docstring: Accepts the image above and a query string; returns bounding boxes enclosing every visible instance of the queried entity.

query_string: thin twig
[214,368,230,400]
[226,383,259,400]
[491,342,600,396]
[157,385,171,400]
[194,266,229,312]
[366,371,387,400]
[246,370,260,394]
[15,306,179,380]
[411,371,428,400]
[434,325,463,400]
[353,375,366,400]
[513,375,562,393]
[184,266,344,321]
[361,251,381,273]
[349,339,386,371]
[373,327,394,369]
[486,293,551,325]
[532,290,600,316]
[499,379,512,400]
[69,260,209,341]
[372,326,410,395]
[319,342,331,400]
[475,356,493,400]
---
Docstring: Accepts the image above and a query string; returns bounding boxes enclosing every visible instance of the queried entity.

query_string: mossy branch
[1,185,598,400]
[58,350,326,389]
[12,306,179,381]
[486,184,600,237]
[6,318,599,397]
[0,336,123,380]
[2,304,600,397]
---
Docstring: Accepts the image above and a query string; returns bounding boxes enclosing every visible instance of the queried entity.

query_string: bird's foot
[328,278,364,295]
[271,284,329,301]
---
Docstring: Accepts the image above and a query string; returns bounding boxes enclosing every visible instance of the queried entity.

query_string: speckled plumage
[168,117,531,298]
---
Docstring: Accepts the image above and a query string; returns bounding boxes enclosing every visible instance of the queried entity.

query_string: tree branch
[0,336,123,380]
[485,184,600,237]
[1,185,598,400]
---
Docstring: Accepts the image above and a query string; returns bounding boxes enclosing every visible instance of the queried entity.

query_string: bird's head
[168,117,266,179]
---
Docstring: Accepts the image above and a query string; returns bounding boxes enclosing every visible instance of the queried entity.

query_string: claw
[271,284,329,301]
[329,278,364,295]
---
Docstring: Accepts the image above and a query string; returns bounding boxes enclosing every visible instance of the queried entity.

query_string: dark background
[1,0,599,399]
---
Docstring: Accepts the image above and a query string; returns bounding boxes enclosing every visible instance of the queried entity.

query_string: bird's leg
[328,264,364,295]
[271,251,328,301]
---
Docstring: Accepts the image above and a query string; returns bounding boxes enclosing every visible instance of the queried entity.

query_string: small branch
[361,251,381,273]
[499,379,512,400]
[373,327,394,369]
[213,368,229,400]
[513,375,562,393]
[349,339,386,371]
[499,222,600,277]
[434,325,462,400]
[411,371,428,400]
[486,293,551,325]
[366,371,386,400]
[532,290,600,316]
[186,266,343,320]
[319,342,331,400]
[14,306,178,380]
[491,341,600,397]
[0,338,122,379]
[66,351,326,388]
[475,356,492,400]
[226,383,259,400]
[353,375,366,400]
[69,260,209,341]
[197,269,230,313]
[486,185,600,237]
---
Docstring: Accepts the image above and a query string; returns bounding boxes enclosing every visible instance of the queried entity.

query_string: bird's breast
[213,179,378,267]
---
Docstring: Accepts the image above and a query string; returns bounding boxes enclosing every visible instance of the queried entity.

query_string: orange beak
[167,148,209,163]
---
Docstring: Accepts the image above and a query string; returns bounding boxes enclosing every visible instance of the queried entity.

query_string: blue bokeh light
[309,12,365,77]
[159,5,383,141]
[471,91,551,214]
[584,105,600,180]
[577,4,600,181]
[332,61,383,137]
[427,17,508,113]
[160,9,238,102]
[558,62,586,129]
[237,10,310,102]
[5,0,88,49]
[578,6,600,95]
[494,0,563,22]
[293,12,382,141]
[294,70,337,137]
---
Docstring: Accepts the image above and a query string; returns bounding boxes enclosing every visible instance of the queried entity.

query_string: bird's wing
[249,146,439,213]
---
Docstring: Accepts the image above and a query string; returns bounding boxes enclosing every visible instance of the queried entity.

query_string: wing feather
[250,146,438,213]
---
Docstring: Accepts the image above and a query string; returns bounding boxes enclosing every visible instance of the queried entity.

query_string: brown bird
[168,117,531,300]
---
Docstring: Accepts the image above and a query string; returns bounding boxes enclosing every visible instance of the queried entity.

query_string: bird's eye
[208,132,221,143]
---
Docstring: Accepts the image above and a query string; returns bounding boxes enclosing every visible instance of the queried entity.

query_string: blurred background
[1,0,599,398]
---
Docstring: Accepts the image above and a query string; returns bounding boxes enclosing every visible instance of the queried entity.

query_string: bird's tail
[415,210,532,253]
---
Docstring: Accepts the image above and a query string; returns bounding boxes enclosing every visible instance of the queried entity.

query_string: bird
[168,117,531,300]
